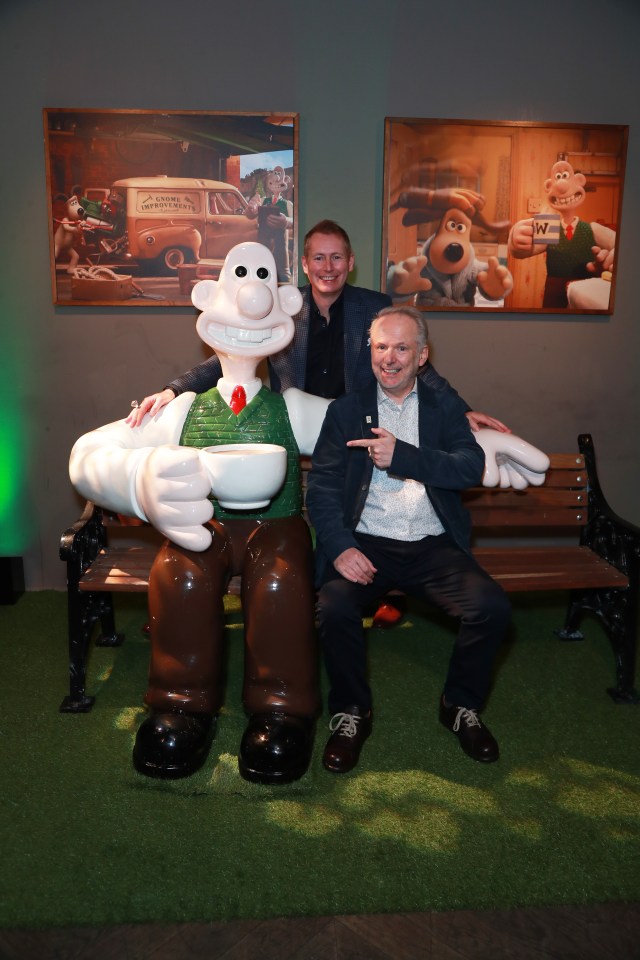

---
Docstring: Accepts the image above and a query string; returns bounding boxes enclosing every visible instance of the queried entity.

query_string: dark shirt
[304,292,345,398]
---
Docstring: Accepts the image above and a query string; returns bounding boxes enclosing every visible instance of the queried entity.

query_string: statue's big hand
[474,429,550,489]
[135,445,214,550]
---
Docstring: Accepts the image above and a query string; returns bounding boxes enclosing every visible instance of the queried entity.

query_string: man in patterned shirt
[306,305,511,773]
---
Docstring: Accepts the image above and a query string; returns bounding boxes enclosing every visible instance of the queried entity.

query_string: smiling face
[370,312,429,402]
[428,208,474,275]
[264,171,284,199]
[543,160,586,217]
[301,232,355,306]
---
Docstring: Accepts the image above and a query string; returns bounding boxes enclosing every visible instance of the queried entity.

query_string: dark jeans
[317,532,511,714]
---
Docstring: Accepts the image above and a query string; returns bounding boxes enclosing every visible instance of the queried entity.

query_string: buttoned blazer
[306,378,484,586]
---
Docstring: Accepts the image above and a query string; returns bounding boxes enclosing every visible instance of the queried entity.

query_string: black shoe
[322,706,372,773]
[238,713,315,785]
[439,697,499,763]
[133,710,215,779]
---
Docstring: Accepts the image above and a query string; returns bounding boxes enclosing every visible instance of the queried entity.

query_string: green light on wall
[0,409,30,554]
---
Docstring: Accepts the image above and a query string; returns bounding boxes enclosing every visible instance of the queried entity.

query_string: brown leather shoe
[439,696,499,763]
[322,706,372,773]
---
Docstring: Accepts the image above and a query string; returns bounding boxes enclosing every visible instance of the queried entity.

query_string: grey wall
[2,0,639,590]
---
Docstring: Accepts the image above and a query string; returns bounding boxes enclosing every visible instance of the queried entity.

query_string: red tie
[565,224,574,240]
[230,385,246,415]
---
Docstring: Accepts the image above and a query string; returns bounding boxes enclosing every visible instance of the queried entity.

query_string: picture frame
[44,108,298,307]
[381,117,628,314]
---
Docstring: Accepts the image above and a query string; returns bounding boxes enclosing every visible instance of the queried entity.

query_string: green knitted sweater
[546,220,595,280]
[180,386,301,520]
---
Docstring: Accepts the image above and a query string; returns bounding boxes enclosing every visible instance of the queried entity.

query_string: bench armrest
[60,501,108,586]
[580,434,640,578]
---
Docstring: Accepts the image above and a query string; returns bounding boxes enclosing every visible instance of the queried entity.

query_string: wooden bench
[59,434,640,713]
[464,434,639,704]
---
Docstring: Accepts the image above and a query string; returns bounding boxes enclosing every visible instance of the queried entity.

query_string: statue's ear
[278,284,304,316]
[191,278,219,311]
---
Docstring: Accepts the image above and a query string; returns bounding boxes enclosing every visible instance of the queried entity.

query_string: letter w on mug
[533,213,561,245]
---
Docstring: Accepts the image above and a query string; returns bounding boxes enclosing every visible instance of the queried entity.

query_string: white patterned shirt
[355,383,445,541]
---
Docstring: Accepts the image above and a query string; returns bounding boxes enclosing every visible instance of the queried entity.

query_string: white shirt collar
[217,377,262,407]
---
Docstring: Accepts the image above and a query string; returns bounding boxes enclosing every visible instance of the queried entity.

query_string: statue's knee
[151,537,228,593]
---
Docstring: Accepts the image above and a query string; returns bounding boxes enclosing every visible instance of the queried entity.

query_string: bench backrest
[462,453,587,531]
[93,446,591,545]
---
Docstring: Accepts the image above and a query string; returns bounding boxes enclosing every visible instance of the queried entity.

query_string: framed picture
[44,108,298,306]
[381,118,628,314]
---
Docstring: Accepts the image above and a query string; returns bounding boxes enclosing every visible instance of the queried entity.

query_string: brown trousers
[146,515,319,718]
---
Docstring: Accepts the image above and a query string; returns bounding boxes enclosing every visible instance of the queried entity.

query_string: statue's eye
[235,265,247,277]
[257,267,269,280]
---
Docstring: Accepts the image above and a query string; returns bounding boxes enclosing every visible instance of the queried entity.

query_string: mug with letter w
[532,213,561,245]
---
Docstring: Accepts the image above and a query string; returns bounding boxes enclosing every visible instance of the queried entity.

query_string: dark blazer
[167,283,464,403]
[269,283,391,393]
[306,378,485,586]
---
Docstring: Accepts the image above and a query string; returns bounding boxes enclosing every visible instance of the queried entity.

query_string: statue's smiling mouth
[549,191,583,207]
[209,322,287,346]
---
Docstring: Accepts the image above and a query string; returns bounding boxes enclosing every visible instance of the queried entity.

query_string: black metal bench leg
[60,588,96,713]
[555,591,585,642]
[95,591,125,648]
[605,589,640,704]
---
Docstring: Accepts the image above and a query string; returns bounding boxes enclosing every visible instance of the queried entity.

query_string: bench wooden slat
[538,469,586,488]
[78,547,242,595]
[79,547,156,592]
[547,453,585,469]
[463,487,587,508]
[467,506,587,527]
[473,545,629,592]
[463,457,590,527]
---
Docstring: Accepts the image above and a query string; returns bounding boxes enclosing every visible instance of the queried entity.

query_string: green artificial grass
[1,590,639,929]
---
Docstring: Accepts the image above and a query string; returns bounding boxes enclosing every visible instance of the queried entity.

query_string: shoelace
[329,712,361,738]
[452,707,481,733]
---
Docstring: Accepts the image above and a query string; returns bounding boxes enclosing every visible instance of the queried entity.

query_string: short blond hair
[303,220,352,259]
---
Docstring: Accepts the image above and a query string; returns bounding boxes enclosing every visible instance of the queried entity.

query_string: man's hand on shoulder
[465,411,511,433]
[126,388,177,427]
